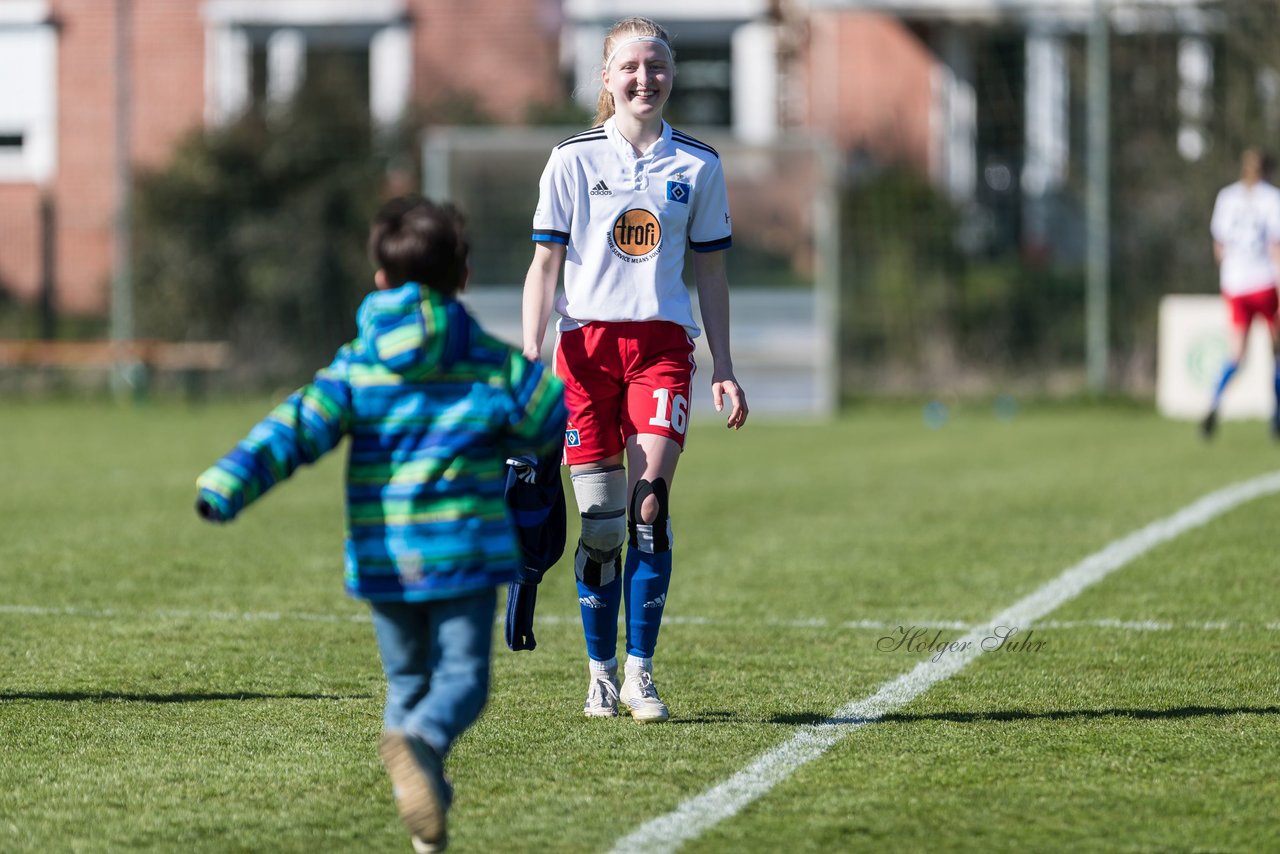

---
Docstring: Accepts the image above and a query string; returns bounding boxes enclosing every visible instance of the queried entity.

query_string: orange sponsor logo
[610,209,662,258]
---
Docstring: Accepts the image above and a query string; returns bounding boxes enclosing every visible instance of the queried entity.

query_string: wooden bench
[0,339,232,397]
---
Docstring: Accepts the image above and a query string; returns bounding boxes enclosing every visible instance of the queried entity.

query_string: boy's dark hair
[368,195,470,295]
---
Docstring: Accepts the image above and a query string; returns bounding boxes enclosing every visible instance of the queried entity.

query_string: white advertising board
[1156,294,1275,420]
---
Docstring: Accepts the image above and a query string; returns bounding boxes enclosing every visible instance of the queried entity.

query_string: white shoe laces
[631,670,660,700]
[587,676,618,707]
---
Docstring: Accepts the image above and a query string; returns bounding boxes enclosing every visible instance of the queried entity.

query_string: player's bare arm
[522,242,565,362]
[692,250,748,429]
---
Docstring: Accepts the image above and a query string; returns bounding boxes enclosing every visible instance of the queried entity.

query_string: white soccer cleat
[620,670,670,723]
[583,674,620,718]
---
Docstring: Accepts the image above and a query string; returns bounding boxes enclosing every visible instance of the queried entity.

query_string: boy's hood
[355,282,456,375]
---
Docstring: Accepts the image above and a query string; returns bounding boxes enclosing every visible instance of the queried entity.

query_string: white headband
[604,36,673,72]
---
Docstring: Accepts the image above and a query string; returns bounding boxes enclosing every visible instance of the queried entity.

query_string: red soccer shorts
[1226,287,1279,332]
[555,320,696,465]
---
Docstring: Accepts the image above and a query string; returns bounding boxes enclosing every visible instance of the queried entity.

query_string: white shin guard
[571,467,628,585]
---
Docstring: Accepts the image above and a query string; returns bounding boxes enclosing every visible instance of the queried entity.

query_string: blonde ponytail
[594,88,615,128]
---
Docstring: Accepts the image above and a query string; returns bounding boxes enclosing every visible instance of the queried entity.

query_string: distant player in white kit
[521,16,748,722]
[1202,146,1280,439]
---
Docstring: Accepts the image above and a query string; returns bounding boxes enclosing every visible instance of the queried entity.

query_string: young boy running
[196,195,566,852]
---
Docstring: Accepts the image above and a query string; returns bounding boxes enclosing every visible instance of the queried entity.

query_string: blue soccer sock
[624,542,672,659]
[577,573,621,663]
[1210,360,1240,411]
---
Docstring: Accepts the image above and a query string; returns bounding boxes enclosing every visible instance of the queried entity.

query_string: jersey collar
[603,117,671,161]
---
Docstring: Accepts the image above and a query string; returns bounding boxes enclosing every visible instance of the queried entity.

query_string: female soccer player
[1202,146,1280,439]
[521,16,748,722]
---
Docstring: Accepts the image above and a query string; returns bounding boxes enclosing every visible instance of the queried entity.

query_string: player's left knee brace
[629,477,672,554]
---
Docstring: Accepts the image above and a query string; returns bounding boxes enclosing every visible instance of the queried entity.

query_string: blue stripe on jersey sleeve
[690,235,733,253]
[532,229,570,245]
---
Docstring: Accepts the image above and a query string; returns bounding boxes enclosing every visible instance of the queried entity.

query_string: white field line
[1,606,1275,635]
[523,614,1275,632]
[0,604,370,624]
[607,470,1280,854]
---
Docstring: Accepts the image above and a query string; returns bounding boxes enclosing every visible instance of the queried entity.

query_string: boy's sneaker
[379,730,449,852]
[412,835,445,854]
[620,670,670,723]
[583,674,620,718]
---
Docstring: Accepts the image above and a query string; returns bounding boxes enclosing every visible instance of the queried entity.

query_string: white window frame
[565,2,775,139]
[0,2,57,184]
[564,0,769,19]
[200,0,412,127]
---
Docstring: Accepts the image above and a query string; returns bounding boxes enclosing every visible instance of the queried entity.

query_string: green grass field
[2,399,1278,852]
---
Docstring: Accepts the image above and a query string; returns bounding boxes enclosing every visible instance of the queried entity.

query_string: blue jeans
[369,588,497,758]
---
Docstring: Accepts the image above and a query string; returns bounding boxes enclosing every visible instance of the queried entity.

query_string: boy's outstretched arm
[196,371,351,523]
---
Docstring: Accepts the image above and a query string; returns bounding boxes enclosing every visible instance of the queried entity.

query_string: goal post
[422,126,840,419]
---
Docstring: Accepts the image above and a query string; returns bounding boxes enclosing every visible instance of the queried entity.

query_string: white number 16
[649,388,688,434]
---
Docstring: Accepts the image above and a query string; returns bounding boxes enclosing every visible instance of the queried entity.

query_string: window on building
[665,43,733,128]
[246,26,375,115]
[203,2,411,127]
[0,14,57,183]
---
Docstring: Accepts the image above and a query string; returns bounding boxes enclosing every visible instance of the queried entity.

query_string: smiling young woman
[521,16,748,724]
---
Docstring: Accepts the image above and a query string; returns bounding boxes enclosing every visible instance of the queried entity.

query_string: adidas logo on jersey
[589,180,612,196]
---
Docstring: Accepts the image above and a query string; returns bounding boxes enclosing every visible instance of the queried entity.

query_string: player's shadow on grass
[0,690,373,703]
[771,705,1280,727]
[667,709,741,724]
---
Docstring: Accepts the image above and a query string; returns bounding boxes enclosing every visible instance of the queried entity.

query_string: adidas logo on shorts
[589,180,612,196]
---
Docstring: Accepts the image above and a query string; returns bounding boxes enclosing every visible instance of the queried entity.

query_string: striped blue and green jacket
[196,283,567,602]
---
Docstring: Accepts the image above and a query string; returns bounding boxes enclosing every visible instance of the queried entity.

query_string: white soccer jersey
[1210,180,1280,296]
[531,118,733,337]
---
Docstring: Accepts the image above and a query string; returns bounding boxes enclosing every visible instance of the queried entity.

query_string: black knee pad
[628,477,670,553]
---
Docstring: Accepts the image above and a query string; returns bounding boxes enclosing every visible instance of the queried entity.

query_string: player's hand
[712,376,748,430]
[522,346,543,363]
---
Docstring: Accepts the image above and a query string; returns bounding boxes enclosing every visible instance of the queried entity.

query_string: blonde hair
[593,17,674,127]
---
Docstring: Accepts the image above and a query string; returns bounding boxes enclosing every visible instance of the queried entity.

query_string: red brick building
[787,8,934,174]
[6,0,1203,317]
[0,0,563,315]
